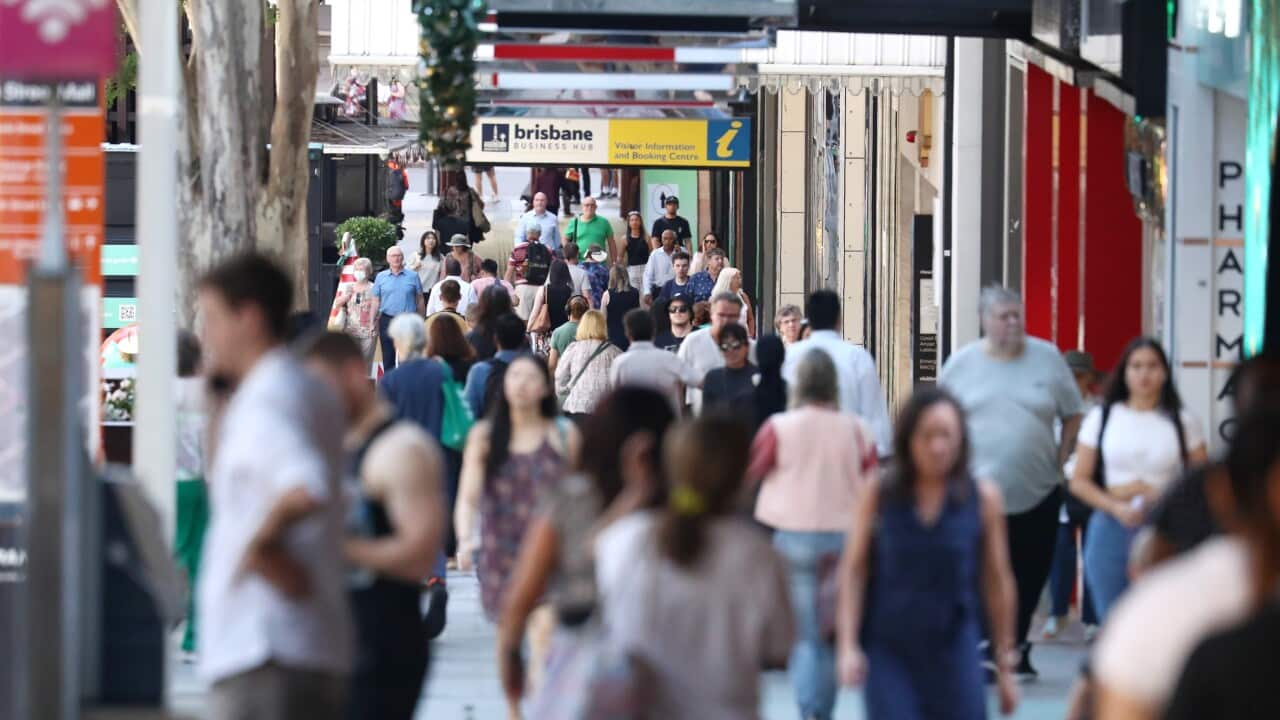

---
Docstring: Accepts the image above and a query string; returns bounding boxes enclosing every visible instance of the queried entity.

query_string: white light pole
[135,0,180,551]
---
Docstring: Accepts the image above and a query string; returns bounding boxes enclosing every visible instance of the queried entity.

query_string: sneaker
[1083,623,1099,643]
[1015,643,1039,682]
[1042,615,1063,638]
[423,578,448,640]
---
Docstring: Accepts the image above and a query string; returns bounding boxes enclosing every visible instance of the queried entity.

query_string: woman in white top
[1068,337,1208,619]
[711,267,756,338]
[409,230,444,298]
[595,415,794,719]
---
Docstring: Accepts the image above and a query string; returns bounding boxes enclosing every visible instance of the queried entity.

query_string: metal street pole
[135,0,181,705]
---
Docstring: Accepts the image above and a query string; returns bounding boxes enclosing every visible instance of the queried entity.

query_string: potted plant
[334,216,399,267]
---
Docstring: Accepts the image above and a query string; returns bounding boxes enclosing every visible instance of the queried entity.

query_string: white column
[949,38,985,349]
[135,0,180,541]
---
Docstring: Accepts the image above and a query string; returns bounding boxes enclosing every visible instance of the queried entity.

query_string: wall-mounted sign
[466,117,752,168]
[101,244,138,277]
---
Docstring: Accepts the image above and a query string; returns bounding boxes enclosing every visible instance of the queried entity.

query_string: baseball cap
[664,195,679,205]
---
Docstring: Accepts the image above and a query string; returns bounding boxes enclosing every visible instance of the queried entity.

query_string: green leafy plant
[335,216,399,263]
[105,50,138,108]
[415,0,484,169]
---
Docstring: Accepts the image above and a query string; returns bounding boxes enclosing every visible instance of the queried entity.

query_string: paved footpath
[171,571,1081,719]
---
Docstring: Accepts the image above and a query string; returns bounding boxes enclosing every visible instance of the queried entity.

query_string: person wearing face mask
[688,247,726,304]
[939,286,1085,680]
[332,257,379,362]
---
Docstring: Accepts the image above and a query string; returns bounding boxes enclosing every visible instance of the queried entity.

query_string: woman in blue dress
[835,387,1020,719]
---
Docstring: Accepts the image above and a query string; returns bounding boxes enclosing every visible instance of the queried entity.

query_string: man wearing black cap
[651,195,692,248]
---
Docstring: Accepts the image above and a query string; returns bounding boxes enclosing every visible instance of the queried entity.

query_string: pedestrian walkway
[168,569,1081,718]
[397,167,626,269]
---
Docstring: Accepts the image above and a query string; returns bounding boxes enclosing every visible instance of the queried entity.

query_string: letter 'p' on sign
[0,0,119,78]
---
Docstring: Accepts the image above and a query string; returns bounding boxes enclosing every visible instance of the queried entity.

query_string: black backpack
[386,168,407,201]
[524,240,552,286]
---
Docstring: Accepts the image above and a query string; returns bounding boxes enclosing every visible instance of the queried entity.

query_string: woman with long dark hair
[622,210,650,290]
[594,415,794,717]
[497,387,676,716]
[455,355,578,624]
[526,260,576,346]
[467,284,514,361]
[836,387,1018,719]
[752,334,788,428]
[1068,337,1208,619]
[410,229,444,298]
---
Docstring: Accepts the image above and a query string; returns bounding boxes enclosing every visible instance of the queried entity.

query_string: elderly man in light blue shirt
[518,191,561,253]
[370,246,424,371]
[780,289,893,457]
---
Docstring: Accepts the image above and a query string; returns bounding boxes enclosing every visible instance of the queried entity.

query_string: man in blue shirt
[688,246,725,303]
[581,245,611,308]
[371,246,424,371]
[463,313,527,418]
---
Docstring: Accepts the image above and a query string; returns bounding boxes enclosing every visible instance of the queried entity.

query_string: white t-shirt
[1094,536,1251,708]
[198,351,354,682]
[595,513,793,720]
[1077,404,1206,493]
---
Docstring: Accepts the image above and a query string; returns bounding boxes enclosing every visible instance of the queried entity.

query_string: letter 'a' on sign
[0,0,119,78]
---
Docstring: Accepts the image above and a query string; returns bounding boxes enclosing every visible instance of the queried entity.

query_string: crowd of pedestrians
[183,243,1280,720]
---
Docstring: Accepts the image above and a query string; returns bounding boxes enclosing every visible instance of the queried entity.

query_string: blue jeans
[1083,511,1137,621]
[1048,518,1097,624]
[773,530,846,720]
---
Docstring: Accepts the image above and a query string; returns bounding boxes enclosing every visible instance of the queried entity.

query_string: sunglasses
[668,306,690,314]
[719,341,745,352]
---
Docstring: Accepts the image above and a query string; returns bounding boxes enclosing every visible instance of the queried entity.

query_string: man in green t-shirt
[563,195,616,263]
[549,295,590,373]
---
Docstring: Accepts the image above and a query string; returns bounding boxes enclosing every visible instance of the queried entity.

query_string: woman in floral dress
[331,256,378,361]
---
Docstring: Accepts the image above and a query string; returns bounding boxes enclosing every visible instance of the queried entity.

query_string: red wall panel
[1057,85,1082,350]
[1023,65,1055,340]
[1083,92,1143,371]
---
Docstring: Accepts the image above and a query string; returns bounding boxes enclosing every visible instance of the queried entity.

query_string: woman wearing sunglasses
[690,231,720,275]
[700,323,756,416]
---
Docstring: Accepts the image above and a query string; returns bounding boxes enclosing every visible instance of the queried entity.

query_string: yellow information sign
[608,119,751,168]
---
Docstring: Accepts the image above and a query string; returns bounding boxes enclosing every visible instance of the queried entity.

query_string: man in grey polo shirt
[940,285,1084,680]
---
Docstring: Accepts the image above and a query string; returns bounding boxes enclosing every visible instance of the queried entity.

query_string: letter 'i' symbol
[715,121,743,158]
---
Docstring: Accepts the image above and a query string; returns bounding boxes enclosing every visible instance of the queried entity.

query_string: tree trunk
[259,0,319,313]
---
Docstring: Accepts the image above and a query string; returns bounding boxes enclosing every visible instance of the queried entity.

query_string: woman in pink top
[747,348,878,720]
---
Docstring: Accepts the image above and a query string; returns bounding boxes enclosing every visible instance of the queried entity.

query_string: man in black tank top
[302,333,446,720]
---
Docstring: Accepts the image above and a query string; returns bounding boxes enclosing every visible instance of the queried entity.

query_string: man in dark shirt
[659,251,693,303]
[700,323,756,416]
[654,297,694,353]
[650,195,692,248]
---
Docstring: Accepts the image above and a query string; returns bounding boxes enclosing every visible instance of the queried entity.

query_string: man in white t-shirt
[677,291,756,415]
[196,253,353,719]
[560,242,591,299]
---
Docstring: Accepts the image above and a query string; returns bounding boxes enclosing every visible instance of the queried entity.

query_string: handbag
[528,621,650,720]
[436,360,474,451]
[558,341,611,406]
[528,287,551,334]
[327,305,347,332]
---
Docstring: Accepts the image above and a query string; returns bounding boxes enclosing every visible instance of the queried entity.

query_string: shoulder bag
[528,286,552,334]
[436,360,475,451]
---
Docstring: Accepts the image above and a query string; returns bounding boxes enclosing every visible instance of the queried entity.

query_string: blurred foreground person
[836,388,1018,719]
[498,388,676,717]
[1089,356,1280,719]
[940,286,1084,678]
[1163,407,1280,720]
[1067,338,1206,620]
[595,416,794,718]
[748,348,877,720]
[301,333,445,720]
[196,253,353,719]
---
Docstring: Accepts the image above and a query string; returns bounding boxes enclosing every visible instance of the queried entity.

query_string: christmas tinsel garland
[415,0,484,169]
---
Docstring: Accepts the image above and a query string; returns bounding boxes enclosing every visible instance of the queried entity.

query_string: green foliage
[415,0,484,169]
[105,50,138,107]
[335,216,399,262]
